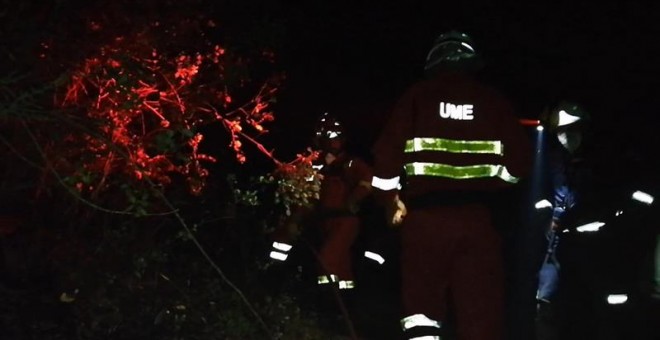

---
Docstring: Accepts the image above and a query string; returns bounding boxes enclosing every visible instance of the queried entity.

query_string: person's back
[371,30,531,340]
[386,70,530,198]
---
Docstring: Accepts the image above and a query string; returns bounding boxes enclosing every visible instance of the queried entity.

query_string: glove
[550,220,559,230]
[386,194,407,227]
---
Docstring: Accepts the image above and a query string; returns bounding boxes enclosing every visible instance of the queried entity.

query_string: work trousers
[401,203,504,340]
[318,216,360,283]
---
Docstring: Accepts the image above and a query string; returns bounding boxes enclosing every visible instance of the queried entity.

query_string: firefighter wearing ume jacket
[371,31,531,340]
[268,113,372,294]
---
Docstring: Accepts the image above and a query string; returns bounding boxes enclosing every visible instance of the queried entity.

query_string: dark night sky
[250,1,660,166]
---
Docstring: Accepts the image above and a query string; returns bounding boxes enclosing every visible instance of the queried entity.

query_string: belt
[405,191,493,210]
[316,208,356,219]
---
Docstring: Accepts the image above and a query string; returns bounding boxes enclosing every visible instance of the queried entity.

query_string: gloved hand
[324,152,337,165]
[550,220,558,230]
[386,194,407,227]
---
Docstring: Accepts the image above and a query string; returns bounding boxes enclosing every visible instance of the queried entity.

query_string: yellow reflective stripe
[317,274,339,284]
[405,137,503,155]
[404,162,519,184]
[338,280,355,289]
[318,275,353,288]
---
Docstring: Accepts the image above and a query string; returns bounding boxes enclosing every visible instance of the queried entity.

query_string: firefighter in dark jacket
[371,31,532,340]
[269,113,373,292]
[533,101,592,340]
[535,102,591,303]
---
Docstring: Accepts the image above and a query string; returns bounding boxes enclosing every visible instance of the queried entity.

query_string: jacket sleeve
[346,157,373,205]
[371,88,415,203]
[498,99,533,182]
[549,151,576,223]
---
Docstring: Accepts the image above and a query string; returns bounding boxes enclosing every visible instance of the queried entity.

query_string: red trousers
[318,216,360,282]
[401,203,504,340]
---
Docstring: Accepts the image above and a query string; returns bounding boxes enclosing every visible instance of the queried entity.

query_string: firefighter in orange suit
[269,113,372,293]
[371,31,532,340]
[313,112,373,291]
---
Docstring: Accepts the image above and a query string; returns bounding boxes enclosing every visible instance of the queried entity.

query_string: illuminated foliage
[51,20,281,211]
[0,3,332,339]
[261,149,322,215]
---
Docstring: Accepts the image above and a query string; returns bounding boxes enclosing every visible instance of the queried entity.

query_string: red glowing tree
[46,19,285,213]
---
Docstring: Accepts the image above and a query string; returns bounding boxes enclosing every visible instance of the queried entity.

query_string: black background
[246,1,660,166]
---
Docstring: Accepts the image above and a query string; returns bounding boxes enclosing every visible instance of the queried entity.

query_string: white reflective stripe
[312,164,324,170]
[372,176,401,191]
[632,190,654,205]
[338,280,355,289]
[269,251,288,261]
[272,242,292,252]
[535,199,553,209]
[576,221,605,232]
[401,314,441,330]
[558,110,581,126]
[364,251,385,265]
[461,42,474,51]
[607,294,628,304]
[496,166,519,183]
[317,274,339,284]
[410,336,441,340]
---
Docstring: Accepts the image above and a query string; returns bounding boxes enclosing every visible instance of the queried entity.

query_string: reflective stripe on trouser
[317,275,355,289]
[269,241,293,261]
[401,204,503,340]
[401,313,442,339]
[317,216,360,287]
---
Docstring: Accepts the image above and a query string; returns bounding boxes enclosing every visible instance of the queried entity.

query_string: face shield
[556,125,582,153]
[323,132,344,154]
